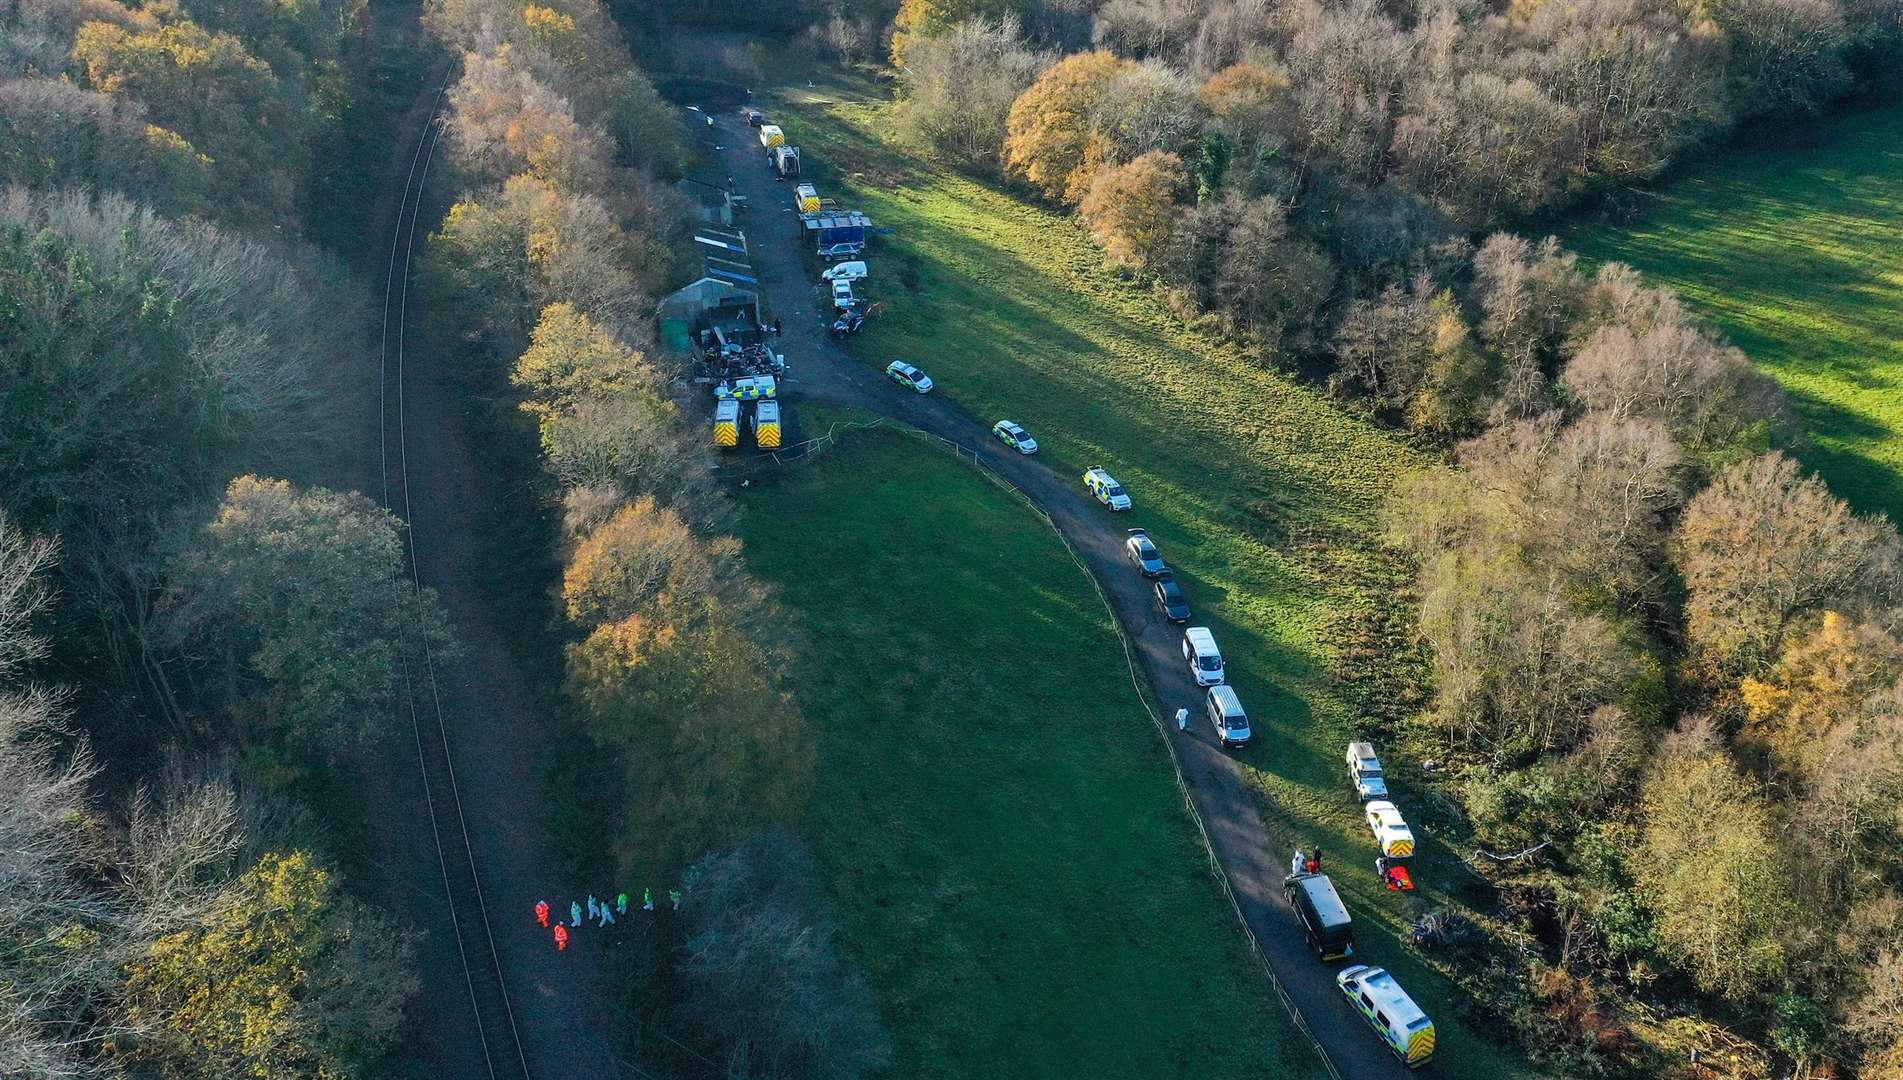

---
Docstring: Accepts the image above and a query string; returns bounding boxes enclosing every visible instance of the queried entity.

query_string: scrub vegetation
[735,414,1323,1079]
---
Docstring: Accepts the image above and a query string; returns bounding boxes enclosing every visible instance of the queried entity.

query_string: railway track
[377,81,532,1080]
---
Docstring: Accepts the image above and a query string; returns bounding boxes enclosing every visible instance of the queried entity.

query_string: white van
[1205,685,1250,749]
[1181,626,1224,686]
[821,260,867,282]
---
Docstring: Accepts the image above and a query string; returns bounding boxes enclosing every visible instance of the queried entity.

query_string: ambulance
[758,124,785,149]
[794,183,821,213]
[1337,965,1435,1068]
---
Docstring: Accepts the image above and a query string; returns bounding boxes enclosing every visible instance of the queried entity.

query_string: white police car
[992,420,1038,454]
[1084,467,1131,511]
[884,360,933,393]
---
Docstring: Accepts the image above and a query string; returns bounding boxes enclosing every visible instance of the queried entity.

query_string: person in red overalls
[553,924,569,951]
[534,900,550,928]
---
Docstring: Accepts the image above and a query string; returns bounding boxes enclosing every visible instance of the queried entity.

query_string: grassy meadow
[740,73,1546,1079]
[1565,103,1903,519]
[735,412,1322,1078]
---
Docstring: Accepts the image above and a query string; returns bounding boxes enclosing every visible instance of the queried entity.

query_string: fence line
[764,417,1344,1080]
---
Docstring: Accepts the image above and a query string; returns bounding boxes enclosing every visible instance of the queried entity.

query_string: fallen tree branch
[1474,840,1553,862]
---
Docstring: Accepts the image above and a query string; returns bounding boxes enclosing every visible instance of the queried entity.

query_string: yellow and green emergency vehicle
[794,183,821,213]
[712,399,739,448]
[1337,965,1435,1068]
[751,399,781,449]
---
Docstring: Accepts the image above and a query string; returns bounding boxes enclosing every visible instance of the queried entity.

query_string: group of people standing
[534,888,682,951]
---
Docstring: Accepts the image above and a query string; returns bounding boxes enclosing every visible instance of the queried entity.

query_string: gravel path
[705,107,1414,1080]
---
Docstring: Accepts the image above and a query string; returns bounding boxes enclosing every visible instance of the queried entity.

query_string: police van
[1284,872,1353,960]
[1337,964,1435,1068]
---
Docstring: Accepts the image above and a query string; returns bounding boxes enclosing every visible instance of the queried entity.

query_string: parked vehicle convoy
[1153,578,1190,622]
[991,420,1038,454]
[884,360,933,393]
[712,398,739,448]
[1083,467,1131,510]
[1337,965,1436,1068]
[1284,872,1354,960]
[1182,626,1224,686]
[1345,741,1389,801]
[1124,528,1168,577]
[1204,684,1251,749]
[1364,800,1415,859]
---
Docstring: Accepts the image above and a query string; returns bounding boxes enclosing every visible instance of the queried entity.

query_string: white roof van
[1205,684,1250,749]
[1182,626,1224,686]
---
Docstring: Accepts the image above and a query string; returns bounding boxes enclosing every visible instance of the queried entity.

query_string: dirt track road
[705,109,1413,1080]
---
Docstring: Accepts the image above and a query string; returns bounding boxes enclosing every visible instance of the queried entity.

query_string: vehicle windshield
[1200,656,1222,671]
[1108,485,1125,497]
[1227,717,1247,730]
[1363,766,1383,778]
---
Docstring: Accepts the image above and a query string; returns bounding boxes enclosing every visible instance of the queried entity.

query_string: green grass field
[734,413,1321,1078]
[1564,103,1903,519]
[741,76,1546,1079]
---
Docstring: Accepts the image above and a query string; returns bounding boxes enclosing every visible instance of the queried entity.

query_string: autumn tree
[1708,0,1852,115]
[1079,149,1185,270]
[888,0,1015,66]
[0,79,211,212]
[564,502,811,867]
[1282,0,1413,182]
[1739,612,1903,909]
[1416,553,1646,762]
[447,50,613,191]
[161,476,453,762]
[122,850,418,1076]
[1470,234,1587,421]
[426,0,679,172]
[1161,192,1335,350]
[1453,414,1687,611]
[898,16,1049,175]
[71,20,305,228]
[428,175,661,348]
[1673,453,1902,677]
[1003,50,1131,203]
[1334,279,1494,433]
[1635,720,1797,999]
[0,514,119,1080]
[1198,62,1293,197]
[1393,73,1582,226]
[1561,294,1791,459]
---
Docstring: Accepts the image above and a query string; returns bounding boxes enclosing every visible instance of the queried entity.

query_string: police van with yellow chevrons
[1336,964,1435,1068]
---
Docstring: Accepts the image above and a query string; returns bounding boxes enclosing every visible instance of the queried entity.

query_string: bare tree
[899,16,1050,175]
[1674,452,1903,677]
